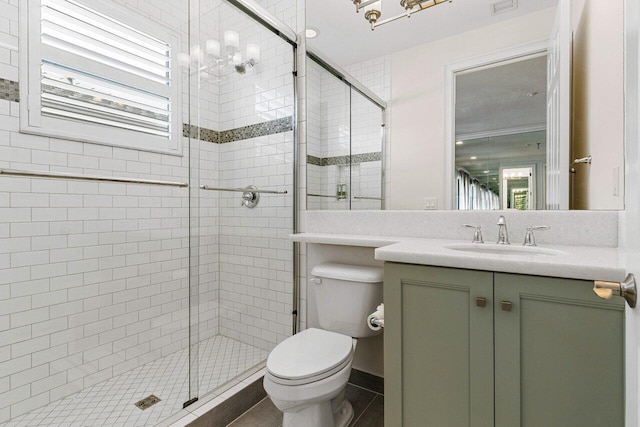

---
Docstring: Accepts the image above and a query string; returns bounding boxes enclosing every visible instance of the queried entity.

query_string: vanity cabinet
[383,262,625,427]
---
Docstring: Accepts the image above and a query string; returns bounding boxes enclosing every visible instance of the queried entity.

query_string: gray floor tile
[345,384,376,427]
[353,395,384,427]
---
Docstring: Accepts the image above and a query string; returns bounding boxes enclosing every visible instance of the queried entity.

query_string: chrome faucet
[496,215,510,245]
[523,225,550,246]
[463,224,484,243]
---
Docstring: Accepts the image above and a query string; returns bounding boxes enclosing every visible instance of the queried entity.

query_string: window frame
[19,0,183,156]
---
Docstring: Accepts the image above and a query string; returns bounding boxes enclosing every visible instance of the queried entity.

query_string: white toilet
[263,263,383,427]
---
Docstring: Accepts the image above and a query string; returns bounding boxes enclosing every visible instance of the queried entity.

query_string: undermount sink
[445,243,565,257]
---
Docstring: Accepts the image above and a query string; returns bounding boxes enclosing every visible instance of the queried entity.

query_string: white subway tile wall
[0,0,299,423]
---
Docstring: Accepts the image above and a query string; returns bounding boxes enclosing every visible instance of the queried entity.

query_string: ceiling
[455,55,547,138]
[306,0,558,67]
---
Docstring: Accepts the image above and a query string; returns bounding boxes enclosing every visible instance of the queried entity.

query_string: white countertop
[291,233,626,282]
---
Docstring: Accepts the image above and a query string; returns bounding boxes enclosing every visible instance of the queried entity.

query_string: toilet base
[282,397,353,427]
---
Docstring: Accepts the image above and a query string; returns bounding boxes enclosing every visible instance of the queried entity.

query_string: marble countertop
[290,233,626,282]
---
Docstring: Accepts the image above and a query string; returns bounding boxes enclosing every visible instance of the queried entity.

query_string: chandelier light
[179,30,261,77]
[351,0,452,30]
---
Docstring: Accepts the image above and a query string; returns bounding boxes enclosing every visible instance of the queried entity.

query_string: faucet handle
[463,224,484,243]
[523,225,550,246]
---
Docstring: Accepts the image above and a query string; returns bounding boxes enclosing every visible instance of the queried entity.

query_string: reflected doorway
[501,166,535,210]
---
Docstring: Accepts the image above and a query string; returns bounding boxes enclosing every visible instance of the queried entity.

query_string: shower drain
[134,395,161,410]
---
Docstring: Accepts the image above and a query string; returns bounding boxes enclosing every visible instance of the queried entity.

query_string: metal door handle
[594,274,636,308]
[501,301,513,311]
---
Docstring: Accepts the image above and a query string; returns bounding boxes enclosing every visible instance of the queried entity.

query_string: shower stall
[0,0,297,425]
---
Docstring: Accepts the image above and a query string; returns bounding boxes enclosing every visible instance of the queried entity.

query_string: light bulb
[246,44,260,62]
[206,39,220,57]
[224,30,240,51]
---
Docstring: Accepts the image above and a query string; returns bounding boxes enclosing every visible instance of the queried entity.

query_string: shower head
[234,58,256,75]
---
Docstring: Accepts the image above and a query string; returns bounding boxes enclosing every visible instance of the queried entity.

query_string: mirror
[305,0,624,210]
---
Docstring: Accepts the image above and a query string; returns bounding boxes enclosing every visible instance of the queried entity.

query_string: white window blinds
[20,0,181,154]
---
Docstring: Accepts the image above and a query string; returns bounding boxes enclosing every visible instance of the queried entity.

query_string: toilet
[263,263,383,427]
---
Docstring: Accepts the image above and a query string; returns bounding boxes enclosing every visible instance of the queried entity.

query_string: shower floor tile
[1,336,267,427]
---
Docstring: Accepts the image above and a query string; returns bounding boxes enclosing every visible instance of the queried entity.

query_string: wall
[571,0,625,209]
[389,8,555,210]
[0,0,192,422]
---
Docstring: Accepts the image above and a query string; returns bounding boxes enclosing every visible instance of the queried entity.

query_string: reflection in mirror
[454,55,547,210]
[306,55,385,210]
[306,0,624,210]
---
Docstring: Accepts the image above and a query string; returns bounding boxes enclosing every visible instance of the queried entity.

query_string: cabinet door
[494,273,625,427]
[384,263,494,427]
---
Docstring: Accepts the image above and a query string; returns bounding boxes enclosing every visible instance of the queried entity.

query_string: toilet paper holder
[593,274,636,308]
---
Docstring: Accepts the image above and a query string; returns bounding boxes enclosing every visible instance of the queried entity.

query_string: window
[20,0,182,155]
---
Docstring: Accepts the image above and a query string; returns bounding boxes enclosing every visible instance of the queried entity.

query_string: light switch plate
[424,197,437,210]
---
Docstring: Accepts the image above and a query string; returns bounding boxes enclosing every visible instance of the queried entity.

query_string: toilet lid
[267,328,354,384]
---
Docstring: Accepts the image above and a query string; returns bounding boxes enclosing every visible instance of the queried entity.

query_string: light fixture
[455,140,464,145]
[305,27,319,39]
[470,156,477,160]
[483,170,490,173]
[182,31,260,77]
[351,0,452,31]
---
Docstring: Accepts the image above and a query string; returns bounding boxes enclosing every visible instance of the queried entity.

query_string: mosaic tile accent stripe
[307,151,382,166]
[0,78,19,102]
[182,123,220,143]
[218,116,293,143]
[183,116,293,144]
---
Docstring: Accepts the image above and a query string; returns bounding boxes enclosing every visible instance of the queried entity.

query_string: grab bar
[307,193,340,198]
[200,185,287,194]
[353,196,384,201]
[0,168,188,187]
[200,184,287,209]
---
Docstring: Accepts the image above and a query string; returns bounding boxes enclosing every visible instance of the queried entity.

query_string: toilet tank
[310,263,383,338]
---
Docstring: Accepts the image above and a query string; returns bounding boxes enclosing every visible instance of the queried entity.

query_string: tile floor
[227,383,384,427]
[1,336,266,427]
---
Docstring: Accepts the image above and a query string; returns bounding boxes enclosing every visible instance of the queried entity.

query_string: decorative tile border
[182,124,220,143]
[307,151,382,166]
[183,116,293,144]
[0,78,19,102]
[218,116,293,143]
[3,78,291,145]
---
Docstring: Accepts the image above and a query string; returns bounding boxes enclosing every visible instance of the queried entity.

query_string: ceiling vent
[491,0,518,15]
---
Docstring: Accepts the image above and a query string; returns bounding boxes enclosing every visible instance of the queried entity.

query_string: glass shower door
[188,0,296,405]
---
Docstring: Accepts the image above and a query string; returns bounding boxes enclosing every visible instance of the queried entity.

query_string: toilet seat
[267,328,354,386]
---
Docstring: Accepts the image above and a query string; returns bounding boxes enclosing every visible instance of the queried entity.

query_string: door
[546,0,571,209]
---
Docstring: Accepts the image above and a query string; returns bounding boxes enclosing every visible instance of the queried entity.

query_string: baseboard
[349,369,384,395]
[186,377,266,427]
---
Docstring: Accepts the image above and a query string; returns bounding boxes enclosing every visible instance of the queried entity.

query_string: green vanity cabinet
[383,262,625,427]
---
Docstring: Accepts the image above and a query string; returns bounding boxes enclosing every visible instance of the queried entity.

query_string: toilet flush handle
[309,277,322,285]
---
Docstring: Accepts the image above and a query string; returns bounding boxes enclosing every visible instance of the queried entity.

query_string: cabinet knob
[475,297,487,307]
[501,301,513,311]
